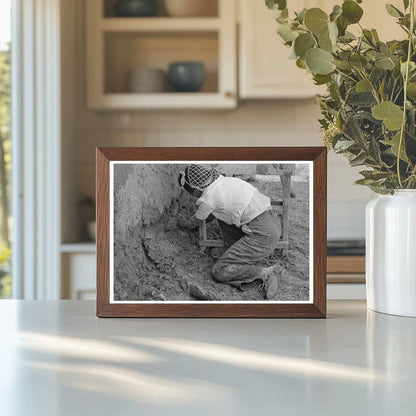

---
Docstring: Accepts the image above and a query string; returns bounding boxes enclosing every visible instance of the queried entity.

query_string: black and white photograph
[110,161,313,303]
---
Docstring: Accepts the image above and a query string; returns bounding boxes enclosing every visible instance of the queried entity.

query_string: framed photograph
[96,147,327,318]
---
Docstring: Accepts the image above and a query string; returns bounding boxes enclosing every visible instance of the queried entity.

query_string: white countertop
[0,300,415,415]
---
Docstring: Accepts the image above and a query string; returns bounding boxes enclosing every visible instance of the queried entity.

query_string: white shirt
[194,176,271,227]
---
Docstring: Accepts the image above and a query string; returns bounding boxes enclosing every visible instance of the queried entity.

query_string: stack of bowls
[127,68,167,93]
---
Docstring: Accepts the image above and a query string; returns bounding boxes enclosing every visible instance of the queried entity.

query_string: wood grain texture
[96,147,327,318]
[313,148,327,318]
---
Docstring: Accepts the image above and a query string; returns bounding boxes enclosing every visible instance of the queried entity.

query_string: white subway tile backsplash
[145,130,202,147]
[131,111,183,130]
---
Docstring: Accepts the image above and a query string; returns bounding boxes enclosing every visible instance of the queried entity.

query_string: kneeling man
[178,164,287,300]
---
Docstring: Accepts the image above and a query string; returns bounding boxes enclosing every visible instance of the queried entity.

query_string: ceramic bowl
[168,62,205,93]
[127,68,167,93]
[114,0,158,17]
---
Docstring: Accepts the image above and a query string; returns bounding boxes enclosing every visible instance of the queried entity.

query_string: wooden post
[199,220,208,242]
[280,167,292,254]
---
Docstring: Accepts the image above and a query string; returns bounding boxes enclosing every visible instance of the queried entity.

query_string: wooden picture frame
[96,147,327,318]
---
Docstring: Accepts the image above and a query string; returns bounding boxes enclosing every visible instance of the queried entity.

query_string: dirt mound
[114,180,310,302]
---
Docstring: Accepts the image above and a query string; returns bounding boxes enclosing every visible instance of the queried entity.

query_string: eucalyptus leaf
[407,82,416,99]
[393,61,402,78]
[350,152,368,166]
[370,67,386,84]
[318,31,334,52]
[334,139,355,151]
[342,31,356,42]
[277,23,299,42]
[360,170,392,180]
[355,178,377,185]
[363,29,375,44]
[296,57,307,69]
[333,59,353,70]
[371,29,380,42]
[336,15,348,36]
[328,21,338,45]
[276,11,288,24]
[344,113,369,147]
[342,0,364,24]
[348,92,377,107]
[313,74,332,85]
[350,53,368,69]
[372,101,404,130]
[385,4,404,17]
[306,48,335,75]
[304,8,329,35]
[266,0,287,11]
[294,33,315,57]
[369,137,381,162]
[375,56,396,70]
[356,79,373,92]
[295,8,307,22]
[330,5,343,22]
[401,61,416,76]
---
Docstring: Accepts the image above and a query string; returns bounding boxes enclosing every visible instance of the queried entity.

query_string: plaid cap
[179,164,219,192]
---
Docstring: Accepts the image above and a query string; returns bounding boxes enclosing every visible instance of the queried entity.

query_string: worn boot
[260,265,286,300]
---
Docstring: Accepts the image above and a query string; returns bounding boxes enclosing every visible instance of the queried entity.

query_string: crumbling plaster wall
[114,164,186,237]
[114,163,308,238]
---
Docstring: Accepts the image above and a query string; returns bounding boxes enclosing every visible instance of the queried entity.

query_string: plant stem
[397,0,415,188]
[334,68,357,83]
[358,69,380,104]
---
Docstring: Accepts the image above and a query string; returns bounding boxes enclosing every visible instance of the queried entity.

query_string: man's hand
[177,214,200,230]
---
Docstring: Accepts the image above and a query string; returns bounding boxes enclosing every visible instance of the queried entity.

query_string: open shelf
[104,31,219,94]
[101,17,221,32]
[91,92,234,109]
[86,0,236,109]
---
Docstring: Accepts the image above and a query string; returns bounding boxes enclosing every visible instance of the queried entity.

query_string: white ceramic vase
[366,190,416,317]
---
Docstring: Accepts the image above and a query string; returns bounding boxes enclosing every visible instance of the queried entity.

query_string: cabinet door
[239,0,321,99]
[239,0,403,99]
[62,253,96,300]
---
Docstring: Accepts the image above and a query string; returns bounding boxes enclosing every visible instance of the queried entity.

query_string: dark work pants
[212,210,281,288]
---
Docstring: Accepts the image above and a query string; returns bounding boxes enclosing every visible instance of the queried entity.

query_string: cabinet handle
[225,91,234,98]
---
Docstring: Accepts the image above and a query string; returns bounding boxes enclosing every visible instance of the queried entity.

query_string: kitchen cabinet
[239,0,324,99]
[61,244,96,300]
[238,0,404,99]
[86,0,237,109]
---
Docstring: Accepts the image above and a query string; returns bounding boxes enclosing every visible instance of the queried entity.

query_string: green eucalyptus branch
[267,0,416,193]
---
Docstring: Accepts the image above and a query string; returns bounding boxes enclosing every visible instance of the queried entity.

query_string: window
[0,0,11,298]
